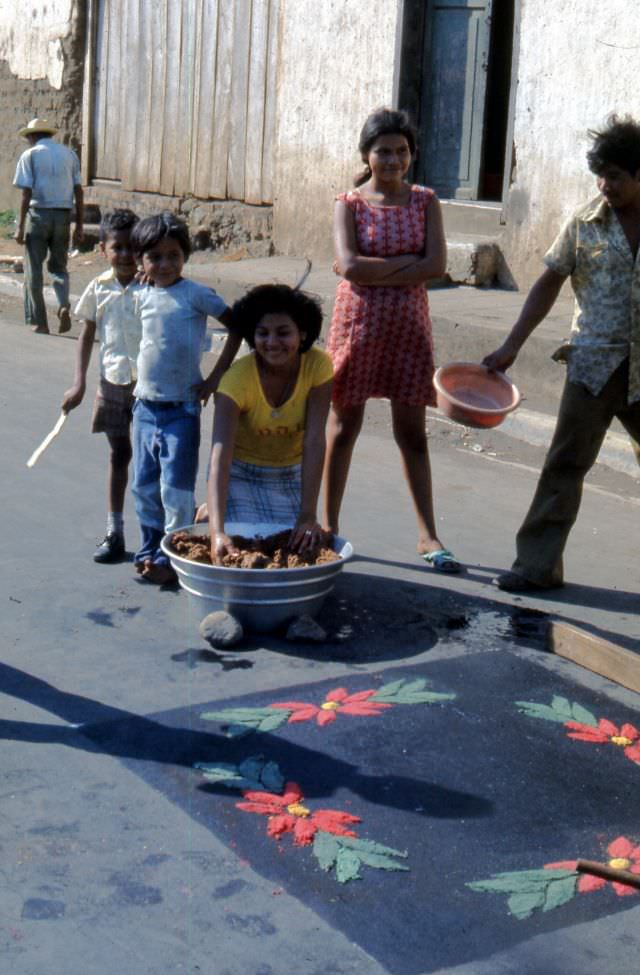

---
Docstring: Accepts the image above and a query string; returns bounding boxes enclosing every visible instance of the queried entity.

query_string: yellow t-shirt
[217,347,333,467]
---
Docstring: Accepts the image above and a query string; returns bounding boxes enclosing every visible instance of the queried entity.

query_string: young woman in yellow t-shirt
[206,285,333,563]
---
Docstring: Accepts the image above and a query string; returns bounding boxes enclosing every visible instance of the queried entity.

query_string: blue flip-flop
[422,549,462,574]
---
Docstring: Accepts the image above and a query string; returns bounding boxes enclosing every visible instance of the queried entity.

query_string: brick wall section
[0,6,86,214]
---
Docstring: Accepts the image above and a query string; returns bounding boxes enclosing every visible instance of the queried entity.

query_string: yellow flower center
[609,857,631,870]
[286,801,310,818]
[611,735,633,747]
[321,701,340,711]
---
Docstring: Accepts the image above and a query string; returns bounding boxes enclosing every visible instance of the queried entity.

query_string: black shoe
[93,532,126,563]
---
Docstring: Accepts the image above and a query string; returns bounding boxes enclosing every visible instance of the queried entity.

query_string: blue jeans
[24,208,71,328]
[132,400,201,565]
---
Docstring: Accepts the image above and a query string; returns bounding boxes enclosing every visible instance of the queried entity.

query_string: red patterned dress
[326,185,437,408]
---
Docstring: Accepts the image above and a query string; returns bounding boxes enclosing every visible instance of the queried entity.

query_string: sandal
[422,549,462,574]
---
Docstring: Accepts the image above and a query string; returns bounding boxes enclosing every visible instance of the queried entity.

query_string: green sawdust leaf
[508,889,546,919]
[200,707,291,735]
[195,762,262,789]
[336,848,362,883]
[569,702,598,726]
[467,868,574,895]
[551,695,573,717]
[372,678,455,705]
[313,832,339,871]
[195,756,284,793]
[355,850,410,872]
[515,700,572,723]
[335,836,408,859]
[543,873,578,912]
[237,757,285,793]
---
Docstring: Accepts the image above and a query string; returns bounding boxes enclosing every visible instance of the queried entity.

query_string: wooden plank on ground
[548,621,640,695]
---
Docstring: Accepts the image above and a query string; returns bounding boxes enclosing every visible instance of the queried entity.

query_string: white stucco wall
[273,0,401,258]
[0,0,73,90]
[505,0,640,287]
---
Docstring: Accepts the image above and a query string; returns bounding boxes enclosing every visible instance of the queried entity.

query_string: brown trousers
[512,359,640,586]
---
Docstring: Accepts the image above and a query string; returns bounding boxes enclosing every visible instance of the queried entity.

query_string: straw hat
[18,118,58,138]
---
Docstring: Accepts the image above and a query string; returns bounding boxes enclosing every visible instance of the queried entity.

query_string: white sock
[107,512,124,534]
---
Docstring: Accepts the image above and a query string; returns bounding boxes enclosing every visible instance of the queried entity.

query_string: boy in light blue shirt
[130,212,241,583]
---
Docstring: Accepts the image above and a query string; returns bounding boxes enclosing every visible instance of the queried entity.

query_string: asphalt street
[1,283,639,975]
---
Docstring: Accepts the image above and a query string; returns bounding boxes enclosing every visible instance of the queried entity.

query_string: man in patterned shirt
[484,114,640,591]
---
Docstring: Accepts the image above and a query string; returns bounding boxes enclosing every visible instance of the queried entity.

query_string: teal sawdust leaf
[515,700,573,724]
[199,707,291,735]
[551,695,573,718]
[237,757,285,793]
[335,847,362,883]
[569,702,598,727]
[194,762,262,790]
[372,678,455,705]
[467,868,575,896]
[313,831,339,871]
[335,835,408,860]
[195,756,285,793]
[355,850,410,872]
[543,873,578,912]
[507,889,546,919]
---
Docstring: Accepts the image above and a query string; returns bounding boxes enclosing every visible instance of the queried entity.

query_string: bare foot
[31,325,50,334]
[141,562,177,585]
[57,307,71,334]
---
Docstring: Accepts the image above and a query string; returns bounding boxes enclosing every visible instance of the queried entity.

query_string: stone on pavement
[286,614,328,643]
[199,610,244,648]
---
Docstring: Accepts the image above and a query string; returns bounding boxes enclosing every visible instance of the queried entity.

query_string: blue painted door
[420,0,493,199]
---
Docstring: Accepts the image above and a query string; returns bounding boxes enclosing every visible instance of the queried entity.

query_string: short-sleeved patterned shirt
[544,196,640,403]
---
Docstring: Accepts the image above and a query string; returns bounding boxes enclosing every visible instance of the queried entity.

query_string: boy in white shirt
[62,209,141,562]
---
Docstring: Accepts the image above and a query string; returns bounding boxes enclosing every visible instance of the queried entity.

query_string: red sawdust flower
[546,836,640,897]
[564,718,640,764]
[271,687,392,726]
[236,781,361,846]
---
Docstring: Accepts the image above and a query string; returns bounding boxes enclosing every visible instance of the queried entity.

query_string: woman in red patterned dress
[324,108,460,572]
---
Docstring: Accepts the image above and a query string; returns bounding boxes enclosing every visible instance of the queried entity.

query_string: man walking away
[13,117,84,334]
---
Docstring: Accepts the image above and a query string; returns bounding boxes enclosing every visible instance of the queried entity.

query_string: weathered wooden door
[91,0,278,204]
[420,0,493,199]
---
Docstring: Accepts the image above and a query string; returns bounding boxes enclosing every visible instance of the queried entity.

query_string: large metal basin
[160,522,353,632]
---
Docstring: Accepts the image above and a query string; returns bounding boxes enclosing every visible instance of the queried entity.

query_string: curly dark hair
[130,211,191,259]
[231,284,323,352]
[586,114,640,176]
[355,107,417,187]
[99,208,139,242]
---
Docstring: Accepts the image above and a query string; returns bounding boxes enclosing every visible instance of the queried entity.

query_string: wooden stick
[26,412,67,468]
[577,859,640,891]
[548,622,640,695]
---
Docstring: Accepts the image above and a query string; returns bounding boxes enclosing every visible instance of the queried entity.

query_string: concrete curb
[2,271,637,481]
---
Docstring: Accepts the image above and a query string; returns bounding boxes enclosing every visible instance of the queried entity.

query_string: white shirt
[134,278,228,401]
[13,137,81,209]
[75,270,142,385]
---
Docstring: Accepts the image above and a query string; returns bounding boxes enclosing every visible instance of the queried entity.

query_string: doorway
[404,0,516,202]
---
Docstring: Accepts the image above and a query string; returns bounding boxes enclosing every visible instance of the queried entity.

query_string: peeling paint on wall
[0,0,73,90]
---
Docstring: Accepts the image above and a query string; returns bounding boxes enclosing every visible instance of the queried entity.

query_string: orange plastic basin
[433,362,521,429]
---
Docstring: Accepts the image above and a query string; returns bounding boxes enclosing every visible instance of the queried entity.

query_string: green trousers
[24,208,71,329]
[512,359,640,586]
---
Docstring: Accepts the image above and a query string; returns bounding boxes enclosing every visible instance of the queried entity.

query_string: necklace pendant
[271,408,280,418]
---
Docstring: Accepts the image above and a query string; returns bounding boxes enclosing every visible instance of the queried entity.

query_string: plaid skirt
[226,460,301,526]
